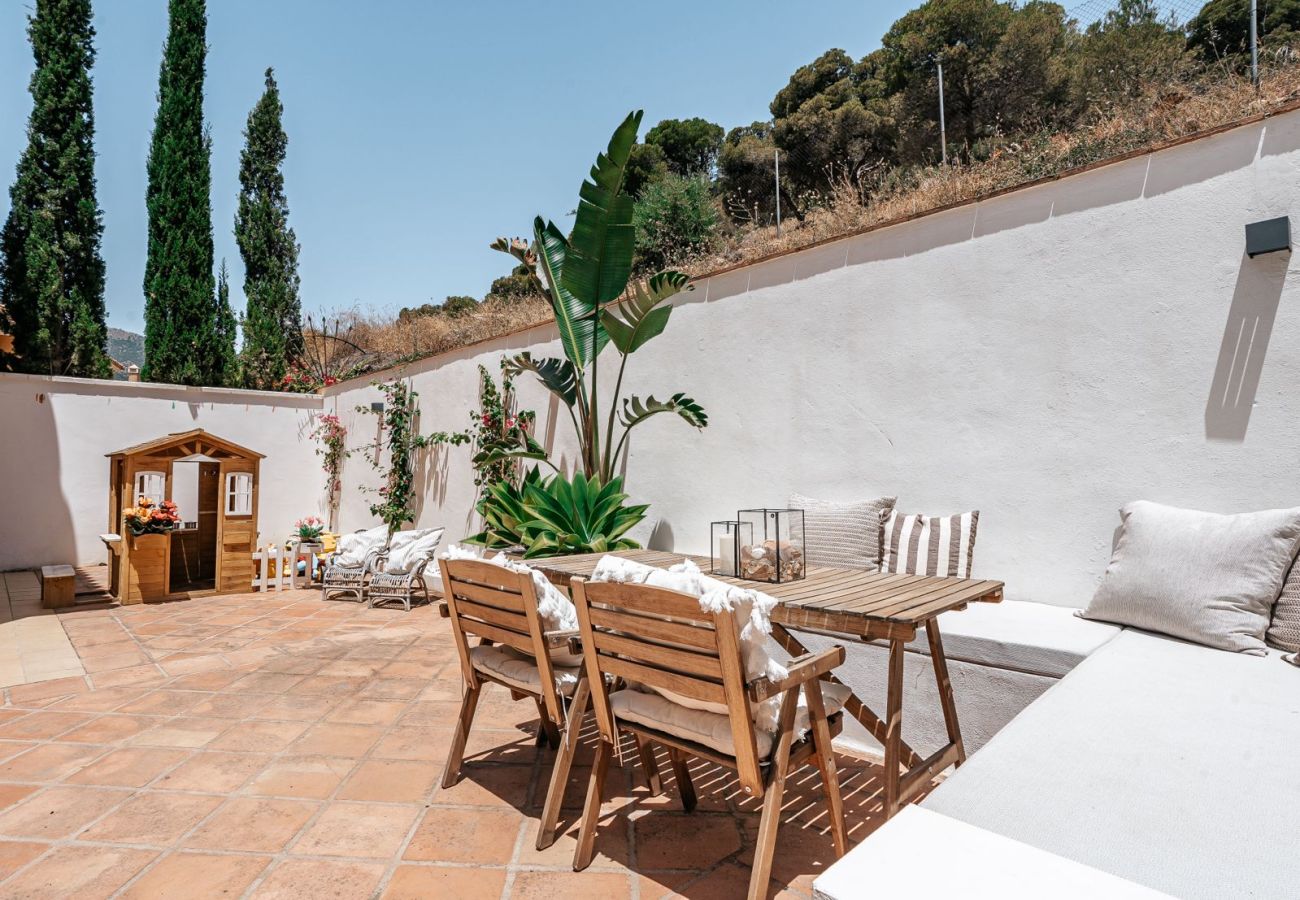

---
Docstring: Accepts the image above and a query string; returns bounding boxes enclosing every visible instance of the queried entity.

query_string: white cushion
[1081,500,1300,655]
[609,681,849,758]
[333,525,388,567]
[384,528,444,574]
[924,629,1300,899]
[813,807,1174,900]
[469,644,578,695]
[789,492,895,571]
[914,600,1122,678]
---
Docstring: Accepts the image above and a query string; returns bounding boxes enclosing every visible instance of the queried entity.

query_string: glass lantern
[736,509,806,583]
[710,520,752,578]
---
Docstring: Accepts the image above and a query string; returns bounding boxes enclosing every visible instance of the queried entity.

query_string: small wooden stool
[40,565,76,609]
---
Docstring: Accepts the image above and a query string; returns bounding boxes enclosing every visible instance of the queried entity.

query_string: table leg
[926,619,966,765]
[883,637,905,818]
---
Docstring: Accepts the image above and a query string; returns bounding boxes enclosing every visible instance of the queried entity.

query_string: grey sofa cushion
[789,493,895,571]
[1081,501,1300,655]
[1266,556,1300,652]
[923,629,1300,900]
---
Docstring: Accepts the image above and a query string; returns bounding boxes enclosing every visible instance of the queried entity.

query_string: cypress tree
[215,259,238,386]
[0,0,110,378]
[236,68,303,390]
[142,0,233,385]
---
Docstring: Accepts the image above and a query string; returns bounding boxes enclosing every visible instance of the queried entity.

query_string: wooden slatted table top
[528,549,1003,640]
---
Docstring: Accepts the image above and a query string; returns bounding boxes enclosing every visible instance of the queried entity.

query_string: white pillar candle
[716,534,736,576]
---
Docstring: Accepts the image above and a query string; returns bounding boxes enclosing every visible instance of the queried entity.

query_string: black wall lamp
[1246,216,1290,258]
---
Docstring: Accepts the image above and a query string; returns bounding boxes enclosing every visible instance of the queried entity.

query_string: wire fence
[1067,0,1205,28]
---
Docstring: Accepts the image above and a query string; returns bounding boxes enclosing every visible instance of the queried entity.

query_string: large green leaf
[600,271,692,355]
[619,393,708,430]
[504,352,578,408]
[562,111,642,308]
[510,470,647,558]
[533,218,607,368]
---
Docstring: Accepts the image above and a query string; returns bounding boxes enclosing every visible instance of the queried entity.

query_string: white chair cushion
[609,681,850,758]
[469,644,579,696]
[384,528,444,574]
[333,525,388,567]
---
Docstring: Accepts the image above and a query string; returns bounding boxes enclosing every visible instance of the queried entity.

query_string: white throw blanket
[440,545,578,633]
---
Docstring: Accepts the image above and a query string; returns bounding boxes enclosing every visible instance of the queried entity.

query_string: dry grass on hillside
[337,66,1300,380]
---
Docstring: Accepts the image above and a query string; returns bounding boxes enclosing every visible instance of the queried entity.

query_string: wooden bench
[40,565,76,609]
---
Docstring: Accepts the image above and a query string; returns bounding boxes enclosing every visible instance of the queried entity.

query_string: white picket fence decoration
[251,545,321,592]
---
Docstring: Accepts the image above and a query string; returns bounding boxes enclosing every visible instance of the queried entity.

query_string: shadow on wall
[1205,251,1288,441]
[7,392,77,569]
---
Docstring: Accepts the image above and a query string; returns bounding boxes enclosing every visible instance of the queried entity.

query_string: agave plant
[490,111,708,485]
[465,467,647,559]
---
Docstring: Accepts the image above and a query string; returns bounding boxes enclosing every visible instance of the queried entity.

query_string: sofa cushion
[914,600,1122,679]
[469,644,578,696]
[383,528,444,574]
[1081,500,1300,655]
[609,682,850,758]
[882,509,979,577]
[923,629,1300,899]
[333,525,388,568]
[788,492,895,571]
[1266,555,1300,652]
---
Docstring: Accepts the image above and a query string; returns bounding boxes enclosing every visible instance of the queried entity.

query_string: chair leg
[533,697,561,749]
[634,735,662,794]
[573,738,613,871]
[749,765,788,900]
[537,677,590,851]
[440,682,481,789]
[668,747,696,812]
[805,681,848,858]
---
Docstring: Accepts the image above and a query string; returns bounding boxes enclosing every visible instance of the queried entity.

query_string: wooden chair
[438,558,596,850]
[569,577,849,900]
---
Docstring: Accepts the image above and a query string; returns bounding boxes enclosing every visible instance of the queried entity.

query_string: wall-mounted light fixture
[370,402,385,414]
[1246,216,1290,258]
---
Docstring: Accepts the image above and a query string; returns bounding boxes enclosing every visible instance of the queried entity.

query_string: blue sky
[0,1,912,334]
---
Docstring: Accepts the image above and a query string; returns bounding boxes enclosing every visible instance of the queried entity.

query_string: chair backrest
[569,577,765,794]
[439,558,565,725]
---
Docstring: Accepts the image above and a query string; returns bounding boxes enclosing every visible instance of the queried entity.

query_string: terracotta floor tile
[58,714,158,744]
[185,692,274,719]
[435,762,536,808]
[155,751,270,792]
[290,722,384,757]
[245,755,355,799]
[81,651,151,674]
[516,813,632,870]
[228,671,306,694]
[66,747,190,788]
[115,690,204,716]
[81,791,223,845]
[337,758,439,803]
[0,844,156,900]
[512,870,635,899]
[183,797,318,852]
[247,693,340,722]
[323,698,406,726]
[128,717,231,749]
[0,785,129,839]
[0,741,104,782]
[249,858,385,899]
[8,676,88,704]
[381,864,507,899]
[119,851,271,900]
[315,659,384,678]
[292,801,421,858]
[45,685,150,713]
[287,675,367,696]
[634,813,744,870]
[372,726,450,762]
[0,839,46,880]
[0,711,92,740]
[0,783,38,812]
[204,719,310,753]
[402,806,520,864]
[90,665,166,689]
[163,668,244,691]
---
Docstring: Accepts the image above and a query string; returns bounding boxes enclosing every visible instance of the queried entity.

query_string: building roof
[106,428,265,460]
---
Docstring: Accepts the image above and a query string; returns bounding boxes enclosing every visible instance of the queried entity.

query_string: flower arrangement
[124,496,181,536]
[294,516,325,543]
[309,413,350,518]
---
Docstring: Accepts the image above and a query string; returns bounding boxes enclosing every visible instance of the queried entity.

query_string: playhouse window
[225,472,253,515]
[134,470,165,502]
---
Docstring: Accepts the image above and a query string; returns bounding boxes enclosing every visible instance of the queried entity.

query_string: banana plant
[491,111,707,484]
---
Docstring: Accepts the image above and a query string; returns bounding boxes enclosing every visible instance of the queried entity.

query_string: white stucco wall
[328,107,1300,609]
[0,375,325,571]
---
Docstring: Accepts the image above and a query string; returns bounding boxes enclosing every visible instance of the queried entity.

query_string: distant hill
[107,327,144,368]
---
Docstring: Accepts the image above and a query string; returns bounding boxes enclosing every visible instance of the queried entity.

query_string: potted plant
[293,516,326,553]
[124,496,181,544]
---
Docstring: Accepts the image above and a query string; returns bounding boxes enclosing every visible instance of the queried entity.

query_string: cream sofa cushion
[788,492,896,570]
[469,644,578,696]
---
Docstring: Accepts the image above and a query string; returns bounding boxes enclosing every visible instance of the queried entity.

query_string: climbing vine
[357,380,429,532]
[430,358,542,493]
[309,413,349,522]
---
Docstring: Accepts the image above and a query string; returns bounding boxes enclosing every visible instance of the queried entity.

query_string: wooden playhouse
[103,429,263,604]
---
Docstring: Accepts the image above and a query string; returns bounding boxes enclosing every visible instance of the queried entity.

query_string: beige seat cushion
[469,644,579,695]
[609,682,850,758]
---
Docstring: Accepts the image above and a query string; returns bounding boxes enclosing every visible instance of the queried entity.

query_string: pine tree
[0,0,109,378]
[236,68,303,390]
[142,0,231,386]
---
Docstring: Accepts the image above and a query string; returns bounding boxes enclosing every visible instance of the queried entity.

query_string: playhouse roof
[105,428,265,460]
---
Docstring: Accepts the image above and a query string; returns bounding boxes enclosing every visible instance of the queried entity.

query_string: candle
[716,533,736,576]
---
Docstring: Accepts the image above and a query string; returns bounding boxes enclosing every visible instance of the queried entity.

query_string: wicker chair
[367,539,441,612]
[320,531,389,603]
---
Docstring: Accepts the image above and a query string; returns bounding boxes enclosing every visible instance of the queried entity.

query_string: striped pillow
[789,493,896,571]
[882,510,979,578]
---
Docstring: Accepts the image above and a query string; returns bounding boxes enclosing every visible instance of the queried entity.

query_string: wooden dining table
[528,548,1004,818]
